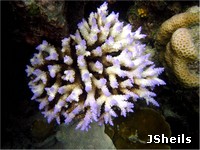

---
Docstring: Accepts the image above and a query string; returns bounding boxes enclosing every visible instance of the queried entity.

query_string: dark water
[1,1,199,149]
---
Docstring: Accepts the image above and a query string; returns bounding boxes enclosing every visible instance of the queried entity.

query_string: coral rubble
[26,2,165,131]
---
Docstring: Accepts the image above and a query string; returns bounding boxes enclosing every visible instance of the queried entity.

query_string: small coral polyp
[26,2,165,131]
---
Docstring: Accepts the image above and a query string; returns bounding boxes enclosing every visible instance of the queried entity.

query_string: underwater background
[1,1,199,149]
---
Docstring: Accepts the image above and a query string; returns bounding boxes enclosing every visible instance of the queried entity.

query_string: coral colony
[26,2,165,131]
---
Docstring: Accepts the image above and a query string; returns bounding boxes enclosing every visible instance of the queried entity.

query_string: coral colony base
[26,2,166,131]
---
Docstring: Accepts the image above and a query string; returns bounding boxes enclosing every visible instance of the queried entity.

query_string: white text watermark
[147,134,191,144]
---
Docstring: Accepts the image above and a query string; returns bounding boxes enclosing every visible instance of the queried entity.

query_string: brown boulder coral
[105,107,171,149]
[155,6,199,88]
[164,28,199,87]
[156,8,199,46]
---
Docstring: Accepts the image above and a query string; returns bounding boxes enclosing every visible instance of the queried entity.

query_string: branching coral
[26,2,165,131]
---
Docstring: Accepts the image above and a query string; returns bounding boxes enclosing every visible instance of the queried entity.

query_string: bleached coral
[26,2,165,131]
